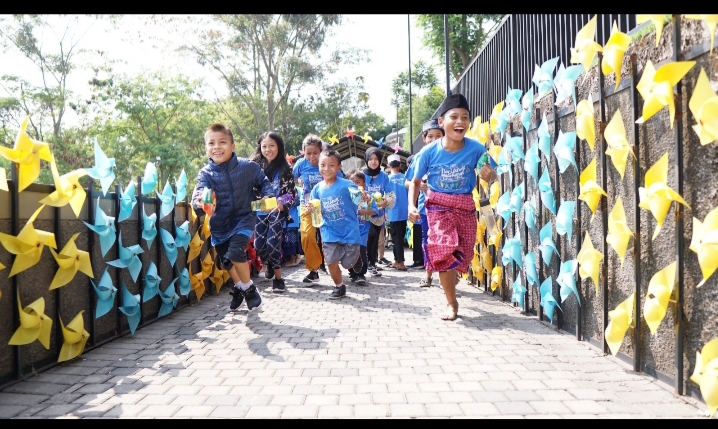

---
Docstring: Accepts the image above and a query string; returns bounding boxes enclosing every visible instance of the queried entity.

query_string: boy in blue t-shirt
[307,149,364,299]
[347,169,381,286]
[386,153,409,271]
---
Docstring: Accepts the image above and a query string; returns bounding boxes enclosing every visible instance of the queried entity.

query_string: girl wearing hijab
[362,147,393,277]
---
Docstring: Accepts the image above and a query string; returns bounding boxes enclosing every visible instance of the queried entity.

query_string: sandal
[419,278,432,287]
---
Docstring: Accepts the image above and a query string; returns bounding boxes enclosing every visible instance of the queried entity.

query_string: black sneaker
[244,283,263,311]
[349,276,357,283]
[370,266,382,277]
[272,278,286,293]
[319,264,328,275]
[329,284,346,299]
[303,270,320,283]
[352,256,363,274]
[379,257,391,266]
[229,286,245,310]
[356,275,367,285]
[265,262,275,279]
[407,261,424,269]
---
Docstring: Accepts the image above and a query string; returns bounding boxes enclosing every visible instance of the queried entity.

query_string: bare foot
[441,302,459,321]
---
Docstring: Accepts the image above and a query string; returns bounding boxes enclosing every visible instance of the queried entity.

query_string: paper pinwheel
[512,276,527,309]
[557,259,580,305]
[41,160,88,218]
[49,232,93,290]
[471,250,484,281]
[175,169,187,204]
[477,121,490,145]
[362,132,372,143]
[639,152,690,240]
[174,220,191,252]
[576,95,597,150]
[506,135,524,164]
[525,251,539,287]
[329,134,339,145]
[538,167,557,216]
[179,267,191,297]
[0,204,57,277]
[209,265,225,293]
[489,101,505,134]
[488,144,502,165]
[690,337,718,417]
[160,227,178,267]
[539,277,562,323]
[524,197,537,234]
[689,68,718,145]
[605,292,635,356]
[346,126,355,140]
[636,15,666,47]
[690,206,718,287]
[570,15,602,73]
[496,190,512,225]
[553,63,585,107]
[8,294,53,349]
[201,212,211,239]
[141,204,157,249]
[539,220,558,267]
[604,109,634,179]
[607,197,633,266]
[578,159,608,221]
[158,180,176,219]
[502,237,523,268]
[91,268,117,319]
[85,138,116,196]
[489,181,500,209]
[509,183,524,216]
[553,130,578,173]
[576,232,603,295]
[84,197,117,257]
[524,140,540,182]
[391,143,401,154]
[118,282,141,335]
[481,247,493,274]
[376,137,385,149]
[118,181,137,223]
[496,146,513,182]
[601,21,631,89]
[635,59,696,128]
[521,90,534,132]
[684,15,718,53]
[643,261,676,335]
[189,265,206,301]
[495,110,510,139]
[201,252,214,279]
[506,87,523,117]
[491,266,503,292]
[0,167,7,192]
[107,232,144,283]
[0,115,54,192]
[556,199,576,241]
[537,113,551,160]
[532,56,560,98]
[488,229,502,250]
[141,161,158,195]
[143,262,161,303]
[466,116,482,140]
[158,279,179,318]
[58,310,90,363]
[188,231,204,263]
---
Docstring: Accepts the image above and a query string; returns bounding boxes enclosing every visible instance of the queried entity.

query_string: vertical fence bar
[552,101,562,330]
[536,106,544,323]
[575,129,583,340]
[509,124,517,306]
[155,188,162,301]
[114,184,122,336]
[10,164,22,380]
[53,204,62,355]
[171,184,179,314]
[86,177,96,346]
[597,51,610,355]
[136,177,145,325]
[523,126,530,313]
[185,193,192,305]
[630,53,642,372]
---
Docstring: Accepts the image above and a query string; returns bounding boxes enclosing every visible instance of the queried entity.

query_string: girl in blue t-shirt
[362,147,392,277]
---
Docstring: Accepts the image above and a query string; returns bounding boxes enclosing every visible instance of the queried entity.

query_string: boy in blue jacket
[192,123,275,312]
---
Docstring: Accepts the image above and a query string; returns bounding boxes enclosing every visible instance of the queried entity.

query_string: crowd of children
[191,93,497,320]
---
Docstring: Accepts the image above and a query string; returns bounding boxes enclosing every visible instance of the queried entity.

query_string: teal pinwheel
[158,179,175,219]
[532,56,560,97]
[91,267,117,319]
[506,135,525,164]
[539,277,562,323]
[524,197,537,233]
[557,259,580,305]
[160,227,178,267]
[521,90,534,132]
[118,180,137,223]
[141,204,157,250]
[509,182,524,216]
[524,139,540,182]
[85,138,116,196]
[538,112,552,160]
[512,275,527,308]
[502,236,523,268]
[539,220,558,267]
[83,196,116,257]
[553,63,585,107]
[175,169,187,204]
[553,130,578,173]
[107,232,144,282]
[142,261,161,303]
[174,220,191,252]
[141,161,158,195]
[506,86,523,117]
[496,146,512,182]
[179,267,191,297]
[376,136,386,149]
[158,279,179,318]
[496,190,512,226]
[118,281,141,335]
[556,199,576,241]
[525,251,539,287]
[538,167,557,215]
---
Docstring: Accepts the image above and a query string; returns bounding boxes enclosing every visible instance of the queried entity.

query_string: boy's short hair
[205,123,234,144]
[346,168,366,182]
[302,133,323,151]
[319,148,342,165]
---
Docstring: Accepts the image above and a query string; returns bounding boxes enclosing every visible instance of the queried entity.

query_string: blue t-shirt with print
[358,200,379,245]
[287,203,299,228]
[293,157,343,203]
[387,172,408,222]
[309,177,361,245]
[405,162,425,221]
[412,137,496,195]
[364,170,391,225]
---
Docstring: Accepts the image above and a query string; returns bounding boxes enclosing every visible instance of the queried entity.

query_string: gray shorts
[322,242,361,269]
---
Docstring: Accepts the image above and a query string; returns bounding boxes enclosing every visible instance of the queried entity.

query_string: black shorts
[214,233,250,267]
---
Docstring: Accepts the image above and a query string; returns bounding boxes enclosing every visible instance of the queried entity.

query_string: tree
[416,14,504,81]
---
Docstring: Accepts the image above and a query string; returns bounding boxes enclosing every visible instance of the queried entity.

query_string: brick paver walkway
[0,249,707,418]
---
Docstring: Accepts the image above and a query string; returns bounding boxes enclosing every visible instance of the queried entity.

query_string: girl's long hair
[252,131,290,181]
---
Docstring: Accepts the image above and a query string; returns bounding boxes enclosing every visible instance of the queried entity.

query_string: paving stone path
[0,249,707,418]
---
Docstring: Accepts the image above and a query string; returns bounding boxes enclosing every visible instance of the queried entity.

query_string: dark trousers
[412,222,423,265]
[367,223,382,266]
[390,220,407,263]
[349,245,368,278]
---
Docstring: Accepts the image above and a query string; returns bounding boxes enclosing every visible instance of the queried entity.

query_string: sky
[1,14,447,128]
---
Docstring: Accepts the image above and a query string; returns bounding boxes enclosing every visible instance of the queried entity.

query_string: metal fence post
[630,53,642,372]
[10,164,22,380]
[86,177,97,347]
[552,97,562,330]
[597,51,610,355]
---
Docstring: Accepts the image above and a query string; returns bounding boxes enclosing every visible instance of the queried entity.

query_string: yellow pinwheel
[576,95,596,150]
[638,152,690,240]
[9,294,53,349]
[0,204,56,277]
[478,121,490,145]
[189,203,198,223]
[684,15,718,53]
[578,158,608,221]
[201,212,211,239]
[481,247,493,274]
[40,160,88,218]
[604,109,634,179]
[606,197,633,266]
[188,231,204,263]
[636,15,667,47]
[471,250,484,283]
[489,181,501,209]
[605,292,634,356]
[488,230,502,249]
[209,266,225,294]
[601,21,631,89]
[689,68,718,146]
[635,59,695,128]
[0,167,7,191]
[570,15,602,73]
[690,337,718,417]
[189,265,206,301]
[577,231,604,295]
[49,232,93,290]
[0,116,55,192]
[488,144,502,165]
[329,134,340,145]
[362,132,372,143]
[58,310,90,362]
[201,252,214,279]
[465,116,482,140]
[491,266,502,292]
[489,101,505,134]
[689,206,718,287]
[643,261,676,335]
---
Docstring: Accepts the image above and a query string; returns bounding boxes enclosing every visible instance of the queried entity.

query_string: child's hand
[420,182,429,193]
[304,202,315,214]
[408,206,420,223]
[479,164,497,183]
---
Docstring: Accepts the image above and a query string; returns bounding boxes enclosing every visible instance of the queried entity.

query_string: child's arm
[276,172,297,211]
[191,168,209,215]
[252,163,274,198]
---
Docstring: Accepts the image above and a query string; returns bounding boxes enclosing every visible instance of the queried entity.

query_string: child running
[362,147,393,277]
[386,153,409,271]
[347,168,381,285]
